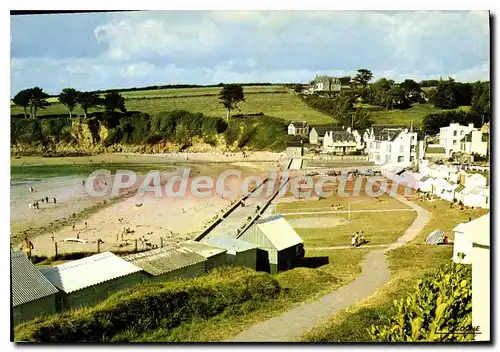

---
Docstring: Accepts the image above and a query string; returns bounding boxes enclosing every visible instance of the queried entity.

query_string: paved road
[281,208,414,216]
[226,194,431,342]
[306,244,389,250]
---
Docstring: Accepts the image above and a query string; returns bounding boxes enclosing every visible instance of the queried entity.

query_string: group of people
[351,231,367,247]
[330,204,345,211]
[29,195,57,210]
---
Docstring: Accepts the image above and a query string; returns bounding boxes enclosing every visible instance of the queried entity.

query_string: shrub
[368,262,474,342]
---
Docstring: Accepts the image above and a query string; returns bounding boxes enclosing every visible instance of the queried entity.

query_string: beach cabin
[123,247,206,283]
[241,215,305,274]
[471,213,490,341]
[181,240,227,271]
[464,173,487,189]
[204,236,258,270]
[417,176,435,193]
[452,214,490,264]
[11,251,59,325]
[433,178,458,201]
[462,186,489,209]
[40,252,145,311]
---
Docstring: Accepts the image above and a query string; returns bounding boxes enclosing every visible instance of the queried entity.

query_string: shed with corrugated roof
[181,240,227,271]
[123,247,206,283]
[11,251,59,324]
[240,215,305,274]
[40,251,145,311]
[204,236,258,270]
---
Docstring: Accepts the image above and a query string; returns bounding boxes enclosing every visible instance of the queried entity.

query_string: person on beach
[354,232,360,246]
[351,235,357,247]
[360,232,366,245]
[82,180,86,186]
[21,237,34,260]
[85,222,88,231]
[29,187,33,192]
[53,197,57,204]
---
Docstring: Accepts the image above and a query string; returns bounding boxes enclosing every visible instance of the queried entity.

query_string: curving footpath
[226,194,431,342]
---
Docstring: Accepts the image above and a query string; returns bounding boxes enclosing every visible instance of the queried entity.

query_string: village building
[366,127,423,166]
[240,215,304,274]
[323,130,358,154]
[463,172,488,189]
[424,144,447,161]
[438,123,476,157]
[123,247,207,283]
[181,240,227,271]
[11,251,59,324]
[416,175,435,193]
[308,125,339,145]
[457,186,490,209]
[309,75,341,93]
[470,213,490,341]
[204,236,258,270]
[40,252,144,311]
[287,121,309,137]
[460,130,488,156]
[285,145,304,158]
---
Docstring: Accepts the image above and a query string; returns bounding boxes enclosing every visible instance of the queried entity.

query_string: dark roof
[290,121,308,128]
[426,145,446,154]
[123,247,206,276]
[327,131,356,142]
[310,125,342,136]
[11,251,58,307]
[374,128,403,142]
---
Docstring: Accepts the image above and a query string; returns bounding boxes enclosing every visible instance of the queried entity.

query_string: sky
[10,10,490,95]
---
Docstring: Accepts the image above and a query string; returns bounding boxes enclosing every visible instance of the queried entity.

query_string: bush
[14,267,280,342]
[369,262,474,342]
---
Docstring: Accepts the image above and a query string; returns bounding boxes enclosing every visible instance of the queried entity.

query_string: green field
[367,103,471,126]
[11,86,334,125]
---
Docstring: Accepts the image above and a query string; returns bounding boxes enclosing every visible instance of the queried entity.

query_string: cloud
[10,10,490,94]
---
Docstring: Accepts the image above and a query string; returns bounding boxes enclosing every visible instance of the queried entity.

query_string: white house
[366,127,422,166]
[452,213,489,264]
[461,130,488,156]
[439,123,476,157]
[323,130,359,154]
[471,213,490,341]
[309,125,339,145]
[287,121,309,137]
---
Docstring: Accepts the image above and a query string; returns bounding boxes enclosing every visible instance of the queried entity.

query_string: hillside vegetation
[11,110,296,156]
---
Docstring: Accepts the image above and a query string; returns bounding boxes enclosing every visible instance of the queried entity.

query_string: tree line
[13,87,128,119]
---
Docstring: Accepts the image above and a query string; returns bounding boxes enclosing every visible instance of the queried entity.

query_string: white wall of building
[367,129,418,166]
[439,123,475,157]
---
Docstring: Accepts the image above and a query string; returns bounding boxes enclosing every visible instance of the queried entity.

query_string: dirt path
[226,194,431,342]
[281,208,415,216]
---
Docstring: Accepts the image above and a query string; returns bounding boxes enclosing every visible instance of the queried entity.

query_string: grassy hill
[11,86,334,125]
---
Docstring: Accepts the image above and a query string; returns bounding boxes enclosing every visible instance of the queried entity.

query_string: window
[410,156,415,162]
[399,145,404,153]
[398,156,404,162]
[453,140,457,145]
[410,145,416,152]
[453,131,457,136]
[461,131,464,135]
[385,155,390,162]
[387,144,391,152]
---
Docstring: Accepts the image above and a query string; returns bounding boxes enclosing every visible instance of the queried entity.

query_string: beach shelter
[40,252,145,311]
[181,240,227,271]
[204,236,258,270]
[123,247,206,283]
[11,251,59,324]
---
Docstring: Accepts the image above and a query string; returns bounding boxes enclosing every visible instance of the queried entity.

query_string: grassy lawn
[277,192,411,213]
[286,211,416,247]
[11,89,333,125]
[367,103,470,126]
[108,249,368,342]
[300,199,488,342]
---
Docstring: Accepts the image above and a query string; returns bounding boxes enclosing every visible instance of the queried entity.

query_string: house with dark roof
[323,130,358,154]
[308,125,339,144]
[123,247,207,283]
[11,251,59,324]
[365,126,423,166]
[287,121,309,137]
[309,75,341,93]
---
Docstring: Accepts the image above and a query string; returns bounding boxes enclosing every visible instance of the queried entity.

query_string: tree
[338,107,372,130]
[353,69,373,87]
[58,88,79,118]
[102,92,126,113]
[218,84,245,121]
[399,79,422,104]
[28,87,50,119]
[13,89,32,119]
[431,78,459,109]
[293,84,304,93]
[76,91,101,119]
[471,81,490,125]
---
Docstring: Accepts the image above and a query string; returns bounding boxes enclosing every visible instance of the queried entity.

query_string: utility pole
[348,203,351,221]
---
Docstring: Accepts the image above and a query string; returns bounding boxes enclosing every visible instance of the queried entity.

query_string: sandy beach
[11,152,285,257]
